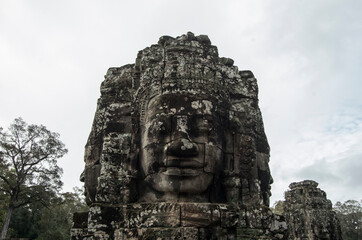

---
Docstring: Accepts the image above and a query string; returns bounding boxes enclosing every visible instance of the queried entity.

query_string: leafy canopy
[334,200,362,240]
[0,117,68,208]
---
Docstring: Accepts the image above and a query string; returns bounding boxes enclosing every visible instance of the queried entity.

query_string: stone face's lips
[162,167,201,176]
[165,159,204,168]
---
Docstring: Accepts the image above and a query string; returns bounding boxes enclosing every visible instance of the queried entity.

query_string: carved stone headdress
[82,32,272,206]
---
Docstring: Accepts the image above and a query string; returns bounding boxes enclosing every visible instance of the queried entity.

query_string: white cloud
[270,106,362,203]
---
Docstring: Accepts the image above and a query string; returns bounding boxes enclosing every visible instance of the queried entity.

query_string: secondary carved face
[139,93,224,201]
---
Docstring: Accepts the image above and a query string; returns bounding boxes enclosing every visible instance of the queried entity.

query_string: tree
[334,200,362,240]
[3,187,87,240]
[0,118,67,239]
[7,201,44,239]
[0,191,9,230]
[36,188,88,240]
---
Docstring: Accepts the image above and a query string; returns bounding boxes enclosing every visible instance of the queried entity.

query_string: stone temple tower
[71,33,342,240]
[284,180,343,240]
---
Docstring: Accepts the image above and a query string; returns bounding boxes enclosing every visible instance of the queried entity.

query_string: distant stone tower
[284,180,343,240]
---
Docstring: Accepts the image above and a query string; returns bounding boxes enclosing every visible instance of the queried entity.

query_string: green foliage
[334,200,362,240]
[7,188,88,240]
[0,118,68,239]
[8,202,43,239]
[36,188,88,240]
[0,192,9,227]
[0,118,88,239]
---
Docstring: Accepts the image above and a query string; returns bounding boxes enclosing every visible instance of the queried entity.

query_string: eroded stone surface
[284,180,343,240]
[79,32,272,207]
[72,202,288,239]
[70,32,343,239]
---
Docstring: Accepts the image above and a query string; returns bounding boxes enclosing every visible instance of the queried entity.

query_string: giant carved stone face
[139,93,225,202]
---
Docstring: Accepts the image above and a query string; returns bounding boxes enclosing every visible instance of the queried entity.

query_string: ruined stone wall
[74,203,288,239]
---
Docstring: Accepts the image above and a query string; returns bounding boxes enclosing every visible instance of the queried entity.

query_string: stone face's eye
[148,117,171,138]
[150,121,164,134]
[199,119,210,132]
[190,117,213,138]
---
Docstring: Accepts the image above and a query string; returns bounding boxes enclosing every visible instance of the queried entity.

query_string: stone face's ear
[83,164,101,205]
[226,70,271,206]
[229,116,245,134]
[82,64,137,205]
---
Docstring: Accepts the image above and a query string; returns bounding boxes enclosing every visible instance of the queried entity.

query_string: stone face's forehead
[146,93,218,118]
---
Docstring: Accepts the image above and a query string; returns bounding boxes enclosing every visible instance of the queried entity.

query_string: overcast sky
[1,0,361,205]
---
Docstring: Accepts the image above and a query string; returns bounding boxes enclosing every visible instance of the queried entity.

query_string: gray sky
[1,0,361,205]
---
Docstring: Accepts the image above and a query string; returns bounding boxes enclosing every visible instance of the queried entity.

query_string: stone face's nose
[167,138,199,157]
[174,115,189,134]
[168,115,199,157]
